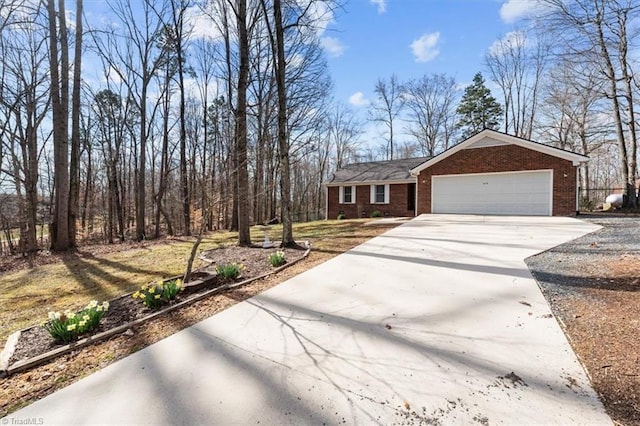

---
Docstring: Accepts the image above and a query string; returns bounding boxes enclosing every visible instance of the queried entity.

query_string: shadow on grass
[60,252,175,302]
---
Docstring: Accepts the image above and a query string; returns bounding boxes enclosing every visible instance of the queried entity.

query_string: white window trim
[370,184,390,204]
[339,185,356,204]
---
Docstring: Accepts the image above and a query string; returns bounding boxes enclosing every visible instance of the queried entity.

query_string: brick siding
[327,183,415,220]
[416,144,577,216]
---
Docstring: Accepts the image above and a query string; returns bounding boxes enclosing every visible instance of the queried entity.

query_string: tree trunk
[272,0,295,247]
[68,0,83,247]
[175,5,190,236]
[48,0,71,251]
[235,0,251,246]
[595,15,631,208]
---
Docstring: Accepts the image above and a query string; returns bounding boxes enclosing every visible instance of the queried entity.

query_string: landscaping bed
[2,245,308,376]
[526,214,640,425]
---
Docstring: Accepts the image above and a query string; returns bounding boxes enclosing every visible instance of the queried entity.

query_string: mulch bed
[526,215,640,425]
[4,246,306,372]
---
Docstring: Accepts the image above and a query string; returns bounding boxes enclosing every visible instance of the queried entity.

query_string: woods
[0,0,638,256]
[0,0,338,254]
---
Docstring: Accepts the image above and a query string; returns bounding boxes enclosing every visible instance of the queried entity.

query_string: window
[375,185,385,203]
[370,184,389,204]
[339,186,355,204]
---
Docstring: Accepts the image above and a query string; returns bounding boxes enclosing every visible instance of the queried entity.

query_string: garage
[431,170,552,216]
[411,130,589,217]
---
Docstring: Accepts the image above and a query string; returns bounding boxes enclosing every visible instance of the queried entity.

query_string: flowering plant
[268,250,286,267]
[215,262,244,280]
[44,300,109,343]
[132,278,182,309]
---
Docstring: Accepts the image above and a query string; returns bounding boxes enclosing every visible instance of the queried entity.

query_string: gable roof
[325,157,429,186]
[410,129,589,175]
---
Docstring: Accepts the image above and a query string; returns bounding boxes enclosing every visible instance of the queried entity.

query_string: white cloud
[410,32,440,63]
[488,30,527,57]
[297,0,334,37]
[349,92,369,107]
[370,0,387,14]
[500,0,538,23]
[186,5,222,40]
[320,36,346,57]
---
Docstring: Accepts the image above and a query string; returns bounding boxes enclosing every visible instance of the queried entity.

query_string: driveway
[6,215,611,425]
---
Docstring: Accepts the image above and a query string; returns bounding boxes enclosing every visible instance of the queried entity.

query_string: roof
[325,157,430,185]
[410,129,589,175]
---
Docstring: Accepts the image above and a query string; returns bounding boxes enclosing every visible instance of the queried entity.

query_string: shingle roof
[326,157,430,184]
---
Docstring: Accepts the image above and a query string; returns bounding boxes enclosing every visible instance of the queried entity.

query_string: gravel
[525,214,640,301]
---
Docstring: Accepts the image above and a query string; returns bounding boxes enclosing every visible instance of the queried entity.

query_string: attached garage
[432,170,553,216]
[411,130,589,217]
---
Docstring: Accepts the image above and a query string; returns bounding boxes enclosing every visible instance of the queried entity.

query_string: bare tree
[48,0,71,251]
[538,62,610,196]
[93,0,168,240]
[536,0,640,206]
[403,73,458,156]
[167,0,193,236]
[327,102,362,168]
[68,0,83,247]
[0,7,50,254]
[370,74,404,160]
[485,30,547,139]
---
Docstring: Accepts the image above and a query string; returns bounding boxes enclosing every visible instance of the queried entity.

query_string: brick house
[325,130,589,218]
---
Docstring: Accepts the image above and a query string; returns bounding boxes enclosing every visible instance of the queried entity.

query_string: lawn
[0,219,392,343]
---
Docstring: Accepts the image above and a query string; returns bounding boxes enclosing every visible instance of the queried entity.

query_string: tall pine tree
[456,72,502,139]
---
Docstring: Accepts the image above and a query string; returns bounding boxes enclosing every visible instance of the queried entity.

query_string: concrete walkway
[6,215,611,425]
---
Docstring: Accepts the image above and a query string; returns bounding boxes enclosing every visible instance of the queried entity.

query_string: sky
[320,0,533,108]
[77,0,538,153]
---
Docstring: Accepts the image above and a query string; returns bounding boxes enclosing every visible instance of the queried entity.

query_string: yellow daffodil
[154,294,161,300]
[83,315,90,321]
[67,324,77,331]
[79,320,87,327]
[149,286,155,294]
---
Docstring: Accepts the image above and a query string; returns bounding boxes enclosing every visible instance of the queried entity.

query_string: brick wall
[416,144,578,216]
[327,183,415,219]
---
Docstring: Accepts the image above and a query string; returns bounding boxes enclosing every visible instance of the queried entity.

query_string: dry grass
[0,219,391,342]
[0,218,398,416]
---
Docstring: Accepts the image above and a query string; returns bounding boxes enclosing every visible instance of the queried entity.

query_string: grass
[0,219,388,342]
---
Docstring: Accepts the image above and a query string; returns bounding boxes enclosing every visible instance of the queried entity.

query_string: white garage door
[432,170,552,216]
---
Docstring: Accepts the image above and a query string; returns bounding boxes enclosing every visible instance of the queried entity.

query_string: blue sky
[321,0,532,108]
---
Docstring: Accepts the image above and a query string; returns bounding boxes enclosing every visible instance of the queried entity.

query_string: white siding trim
[370,184,390,204]
[339,185,355,204]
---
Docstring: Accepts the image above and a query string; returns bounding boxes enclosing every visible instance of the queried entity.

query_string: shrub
[268,250,286,267]
[370,210,382,218]
[44,300,109,344]
[337,213,346,220]
[132,278,182,309]
[215,262,243,280]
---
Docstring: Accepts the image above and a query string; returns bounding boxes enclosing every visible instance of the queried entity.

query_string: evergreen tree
[456,72,503,139]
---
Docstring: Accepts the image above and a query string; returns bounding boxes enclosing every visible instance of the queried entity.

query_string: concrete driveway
[6,215,611,425]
